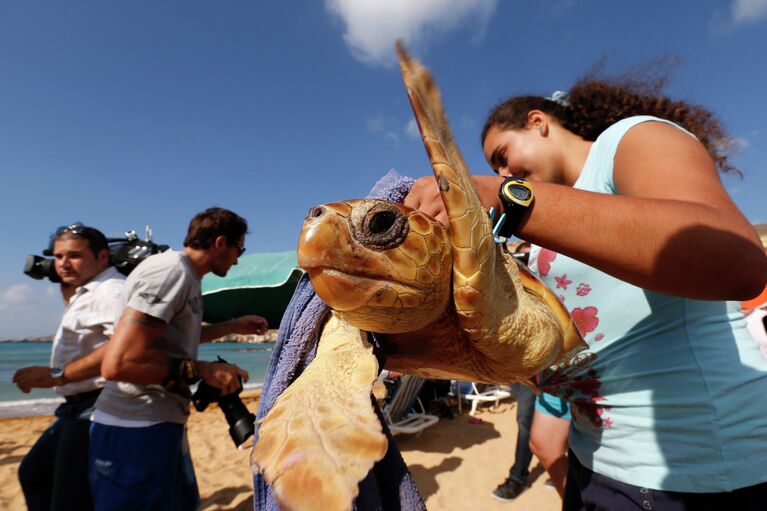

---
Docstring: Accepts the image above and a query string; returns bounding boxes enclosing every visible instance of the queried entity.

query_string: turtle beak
[297,201,354,273]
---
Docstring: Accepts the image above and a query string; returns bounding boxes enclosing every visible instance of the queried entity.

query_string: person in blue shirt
[405,68,767,510]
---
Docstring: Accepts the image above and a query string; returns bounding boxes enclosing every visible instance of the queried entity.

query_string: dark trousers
[564,449,767,511]
[18,415,94,511]
[89,421,199,511]
[508,383,536,484]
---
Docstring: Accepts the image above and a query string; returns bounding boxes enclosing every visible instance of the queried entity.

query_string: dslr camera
[191,357,256,448]
[24,223,168,282]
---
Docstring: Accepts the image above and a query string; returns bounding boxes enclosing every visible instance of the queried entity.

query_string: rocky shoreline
[0,336,53,343]
[207,329,279,343]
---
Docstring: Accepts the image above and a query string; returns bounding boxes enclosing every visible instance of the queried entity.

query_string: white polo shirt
[50,266,125,397]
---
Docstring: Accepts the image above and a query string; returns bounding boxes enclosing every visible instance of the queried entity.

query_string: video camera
[23,224,169,282]
[191,357,256,448]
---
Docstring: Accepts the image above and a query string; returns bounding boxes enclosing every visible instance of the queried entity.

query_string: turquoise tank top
[529,116,767,492]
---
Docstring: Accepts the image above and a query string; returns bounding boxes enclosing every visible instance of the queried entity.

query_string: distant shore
[1,329,280,344]
[0,337,53,343]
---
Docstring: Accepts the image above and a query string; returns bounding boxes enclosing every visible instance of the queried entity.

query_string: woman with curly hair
[405,70,767,510]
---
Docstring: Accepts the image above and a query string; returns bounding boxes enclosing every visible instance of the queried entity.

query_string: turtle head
[298,199,452,333]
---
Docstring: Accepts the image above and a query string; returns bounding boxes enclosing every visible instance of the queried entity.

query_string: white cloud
[385,131,400,146]
[732,0,767,25]
[405,119,420,139]
[0,284,35,312]
[325,0,499,66]
[731,137,751,149]
[0,282,63,339]
[366,116,403,146]
[366,115,385,132]
[543,0,577,16]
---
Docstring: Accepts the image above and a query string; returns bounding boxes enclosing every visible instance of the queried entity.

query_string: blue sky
[1,0,766,338]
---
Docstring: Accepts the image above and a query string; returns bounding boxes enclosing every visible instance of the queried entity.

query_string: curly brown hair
[481,62,738,175]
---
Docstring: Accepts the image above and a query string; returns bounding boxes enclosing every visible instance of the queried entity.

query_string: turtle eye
[368,211,396,235]
[350,201,410,251]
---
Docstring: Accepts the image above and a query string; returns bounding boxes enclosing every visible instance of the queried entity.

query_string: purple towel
[253,170,426,511]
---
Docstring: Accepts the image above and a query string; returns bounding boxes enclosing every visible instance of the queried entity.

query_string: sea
[0,341,274,419]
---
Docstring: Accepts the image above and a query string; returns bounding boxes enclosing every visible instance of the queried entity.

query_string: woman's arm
[405,123,767,300]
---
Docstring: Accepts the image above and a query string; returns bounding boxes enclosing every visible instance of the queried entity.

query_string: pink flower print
[558,365,612,429]
[537,249,557,276]
[558,295,566,303]
[555,274,572,290]
[571,306,599,335]
[594,333,604,342]
[576,283,591,296]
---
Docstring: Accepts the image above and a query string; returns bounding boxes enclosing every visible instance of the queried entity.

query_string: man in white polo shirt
[14,224,125,511]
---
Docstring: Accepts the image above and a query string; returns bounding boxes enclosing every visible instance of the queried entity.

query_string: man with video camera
[89,207,268,511]
[13,224,126,511]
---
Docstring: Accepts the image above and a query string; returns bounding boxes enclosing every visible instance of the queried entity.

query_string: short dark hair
[56,226,110,260]
[184,207,248,249]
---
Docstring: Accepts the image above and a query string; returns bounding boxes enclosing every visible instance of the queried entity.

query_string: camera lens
[23,255,61,283]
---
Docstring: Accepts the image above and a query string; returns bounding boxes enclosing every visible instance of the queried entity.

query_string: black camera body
[191,358,256,449]
[24,227,169,282]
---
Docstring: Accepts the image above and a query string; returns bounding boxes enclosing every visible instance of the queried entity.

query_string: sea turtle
[251,43,586,511]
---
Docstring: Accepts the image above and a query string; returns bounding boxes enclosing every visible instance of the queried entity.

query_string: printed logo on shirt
[188,294,201,315]
[138,292,166,304]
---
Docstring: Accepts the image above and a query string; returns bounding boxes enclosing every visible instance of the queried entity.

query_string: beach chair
[382,375,439,436]
[459,382,512,416]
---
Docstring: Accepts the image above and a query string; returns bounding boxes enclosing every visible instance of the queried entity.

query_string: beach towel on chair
[253,170,427,511]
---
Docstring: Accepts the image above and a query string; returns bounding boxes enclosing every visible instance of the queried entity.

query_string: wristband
[180,359,200,384]
[162,358,200,389]
[497,177,534,238]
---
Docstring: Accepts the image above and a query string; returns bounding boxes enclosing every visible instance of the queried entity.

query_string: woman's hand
[404,175,504,226]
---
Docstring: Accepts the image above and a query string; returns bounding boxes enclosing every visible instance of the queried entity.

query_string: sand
[0,390,559,511]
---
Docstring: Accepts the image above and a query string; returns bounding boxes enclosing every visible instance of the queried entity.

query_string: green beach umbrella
[201,250,303,327]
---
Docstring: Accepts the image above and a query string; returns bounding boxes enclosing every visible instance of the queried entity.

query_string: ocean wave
[0,397,64,419]
[0,383,264,419]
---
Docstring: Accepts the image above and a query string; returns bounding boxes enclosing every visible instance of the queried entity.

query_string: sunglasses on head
[44,222,90,256]
[55,222,87,236]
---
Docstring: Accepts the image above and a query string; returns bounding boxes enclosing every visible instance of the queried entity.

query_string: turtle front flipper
[515,260,587,359]
[251,312,387,511]
[397,42,499,339]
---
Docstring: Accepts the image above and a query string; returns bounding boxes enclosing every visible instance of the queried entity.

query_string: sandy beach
[0,390,559,511]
